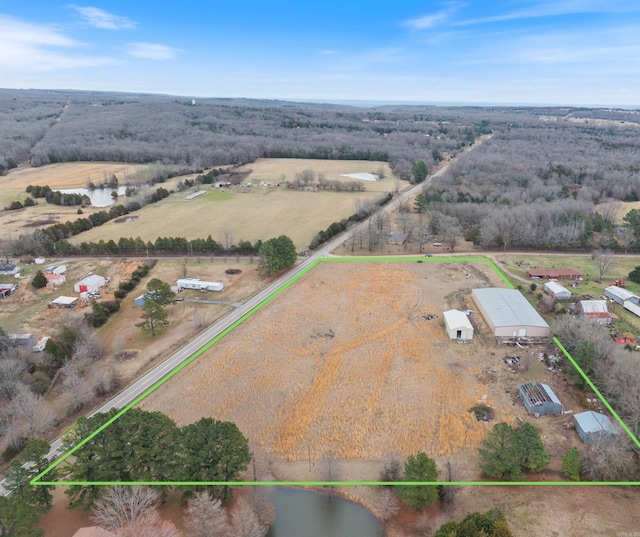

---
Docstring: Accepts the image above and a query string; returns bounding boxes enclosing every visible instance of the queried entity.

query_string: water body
[266,488,383,537]
[54,186,128,207]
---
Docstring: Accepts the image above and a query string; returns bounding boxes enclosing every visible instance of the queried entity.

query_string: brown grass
[141,261,515,463]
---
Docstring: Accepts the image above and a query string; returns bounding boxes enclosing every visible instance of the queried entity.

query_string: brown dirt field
[142,261,519,464]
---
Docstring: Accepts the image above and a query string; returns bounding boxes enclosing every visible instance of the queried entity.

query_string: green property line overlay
[31,256,640,487]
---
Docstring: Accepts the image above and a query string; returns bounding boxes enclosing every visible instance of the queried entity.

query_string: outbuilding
[0,282,18,298]
[134,294,146,307]
[543,281,572,300]
[50,296,78,308]
[176,278,224,292]
[574,411,618,443]
[9,333,35,346]
[46,273,66,288]
[518,382,563,416]
[443,309,474,340]
[74,274,106,293]
[471,288,550,338]
[33,336,50,352]
[0,263,20,276]
[624,300,640,318]
[576,300,613,325]
[604,286,639,306]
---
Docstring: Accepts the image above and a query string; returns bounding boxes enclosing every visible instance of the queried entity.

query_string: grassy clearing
[69,184,386,249]
[141,261,520,463]
[238,158,396,193]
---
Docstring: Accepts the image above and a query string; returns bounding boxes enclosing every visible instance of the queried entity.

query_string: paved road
[0,143,486,496]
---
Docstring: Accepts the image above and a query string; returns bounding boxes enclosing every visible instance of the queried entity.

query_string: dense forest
[2,89,640,252]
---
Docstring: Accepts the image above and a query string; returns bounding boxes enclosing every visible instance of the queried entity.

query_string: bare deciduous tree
[62,369,93,414]
[374,488,400,522]
[219,228,235,258]
[230,497,268,537]
[184,492,229,537]
[592,249,617,280]
[0,358,28,398]
[581,437,638,482]
[92,486,159,532]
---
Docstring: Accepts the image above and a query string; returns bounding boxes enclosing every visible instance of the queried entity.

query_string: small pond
[266,488,383,537]
[54,186,129,207]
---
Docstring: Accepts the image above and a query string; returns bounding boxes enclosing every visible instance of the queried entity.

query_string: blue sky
[1,1,639,105]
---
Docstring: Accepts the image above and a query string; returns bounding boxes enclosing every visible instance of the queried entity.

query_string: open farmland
[238,158,395,193]
[69,163,396,249]
[141,260,524,464]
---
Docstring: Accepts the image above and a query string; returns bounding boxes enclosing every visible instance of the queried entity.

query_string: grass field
[238,158,395,193]
[140,260,544,465]
[69,182,388,249]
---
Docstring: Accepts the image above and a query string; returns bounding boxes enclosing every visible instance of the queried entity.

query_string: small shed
[604,286,639,306]
[35,257,46,264]
[576,300,613,325]
[0,282,18,298]
[443,310,474,340]
[46,273,66,288]
[543,281,571,300]
[50,296,78,308]
[52,265,67,275]
[134,294,146,307]
[518,382,563,416]
[33,336,50,352]
[9,333,35,346]
[74,274,106,293]
[574,411,618,443]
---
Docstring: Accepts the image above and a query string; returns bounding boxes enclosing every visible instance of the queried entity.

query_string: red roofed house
[45,273,66,289]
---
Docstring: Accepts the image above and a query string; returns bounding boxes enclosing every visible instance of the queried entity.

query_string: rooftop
[519,382,561,407]
[579,300,609,314]
[443,309,473,330]
[527,268,582,278]
[605,286,638,301]
[472,288,549,328]
[544,281,571,294]
[574,411,617,434]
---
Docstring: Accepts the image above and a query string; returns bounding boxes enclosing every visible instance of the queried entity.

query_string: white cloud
[457,0,640,26]
[0,14,117,72]
[405,1,467,29]
[71,5,135,30]
[128,42,180,60]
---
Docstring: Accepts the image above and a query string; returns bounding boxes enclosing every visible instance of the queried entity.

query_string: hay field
[141,260,514,462]
[238,158,396,193]
[69,186,385,249]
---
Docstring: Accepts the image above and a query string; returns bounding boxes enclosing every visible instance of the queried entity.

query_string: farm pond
[266,488,383,537]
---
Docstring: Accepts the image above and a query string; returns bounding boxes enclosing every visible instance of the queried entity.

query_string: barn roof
[544,281,571,295]
[443,310,473,330]
[51,296,77,305]
[579,300,609,314]
[472,288,549,328]
[574,411,617,435]
[605,286,637,301]
[519,382,561,407]
[77,274,106,286]
[624,300,640,317]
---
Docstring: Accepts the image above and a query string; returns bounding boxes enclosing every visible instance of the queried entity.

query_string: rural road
[0,144,481,496]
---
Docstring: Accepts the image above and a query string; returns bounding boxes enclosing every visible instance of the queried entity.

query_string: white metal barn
[471,288,550,338]
[74,274,106,293]
[543,281,572,300]
[443,310,474,340]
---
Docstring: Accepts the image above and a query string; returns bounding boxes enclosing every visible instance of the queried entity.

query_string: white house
[443,310,474,340]
[176,278,224,292]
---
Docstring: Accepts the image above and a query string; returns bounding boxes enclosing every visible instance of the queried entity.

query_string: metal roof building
[577,300,613,325]
[574,411,618,443]
[443,310,474,340]
[543,281,572,300]
[518,382,563,415]
[471,288,550,338]
[74,274,106,293]
[604,286,640,306]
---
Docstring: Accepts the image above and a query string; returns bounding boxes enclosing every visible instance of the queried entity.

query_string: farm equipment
[610,279,625,286]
